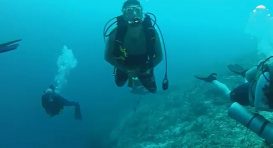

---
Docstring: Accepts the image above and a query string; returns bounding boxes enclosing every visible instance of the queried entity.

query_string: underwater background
[0,0,273,148]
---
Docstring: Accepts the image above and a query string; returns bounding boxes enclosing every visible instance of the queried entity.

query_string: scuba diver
[194,57,273,145]
[103,0,169,94]
[0,39,22,53]
[41,85,82,120]
[130,77,149,95]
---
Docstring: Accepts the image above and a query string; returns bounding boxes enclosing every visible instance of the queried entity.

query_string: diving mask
[123,5,143,24]
[45,88,53,94]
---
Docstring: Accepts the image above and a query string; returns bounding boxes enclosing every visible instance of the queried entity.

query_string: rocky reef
[109,53,273,148]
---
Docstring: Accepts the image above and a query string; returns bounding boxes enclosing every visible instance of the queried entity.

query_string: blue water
[0,0,272,147]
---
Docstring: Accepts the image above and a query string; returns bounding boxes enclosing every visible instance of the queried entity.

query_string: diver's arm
[151,30,163,68]
[41,94,50,109]
[41,94,54,116]
[104,30,130,72]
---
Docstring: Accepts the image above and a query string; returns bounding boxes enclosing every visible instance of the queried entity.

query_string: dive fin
[227,64,247,77]
[0,44,19,53]
[0,39,22,47]
[0,39,22,53]
[74,103,82,120]
[194,73,217,82]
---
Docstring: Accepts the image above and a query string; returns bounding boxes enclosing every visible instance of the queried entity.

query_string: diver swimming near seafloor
[103,0,169,93]
[194,56,273,146]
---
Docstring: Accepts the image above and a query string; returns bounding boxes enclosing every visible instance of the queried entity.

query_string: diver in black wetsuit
[0,39,22,53]
[41,85,82,120]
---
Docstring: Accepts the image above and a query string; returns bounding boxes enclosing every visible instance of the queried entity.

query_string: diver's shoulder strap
[108,26,118,38]
[142,15,156,62]
[113,16,127,57]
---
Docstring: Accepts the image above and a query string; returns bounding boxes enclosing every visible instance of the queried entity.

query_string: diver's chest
[123,34,147,55]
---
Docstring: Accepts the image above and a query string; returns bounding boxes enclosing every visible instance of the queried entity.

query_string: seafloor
[109,51,272,148]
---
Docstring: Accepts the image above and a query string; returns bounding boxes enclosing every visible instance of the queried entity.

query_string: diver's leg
[138,69,156,93]
[194,73,251,105]
[58,95,82,120]
[115,69,128,87]
[212,80,231,97]
[60,97,78,106]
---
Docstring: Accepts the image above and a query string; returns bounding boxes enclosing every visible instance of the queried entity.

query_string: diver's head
[122,0,143,24]
[45,85,55,94]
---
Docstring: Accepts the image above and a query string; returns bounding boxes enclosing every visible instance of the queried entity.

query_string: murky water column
[245,5,273,57]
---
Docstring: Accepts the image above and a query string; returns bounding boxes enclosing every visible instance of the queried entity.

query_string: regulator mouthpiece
[129,17,142,24]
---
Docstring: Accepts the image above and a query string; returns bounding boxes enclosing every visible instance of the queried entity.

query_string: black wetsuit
[115,55,157,93]
[41,92,82,120]
[230,82,253,106]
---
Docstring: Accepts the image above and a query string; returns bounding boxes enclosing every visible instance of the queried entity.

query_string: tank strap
[142,15,156,65]
[248,82,256,107]
[255,65,263,81]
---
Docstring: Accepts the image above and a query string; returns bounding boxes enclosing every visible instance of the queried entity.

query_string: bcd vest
[113,15,156,66]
